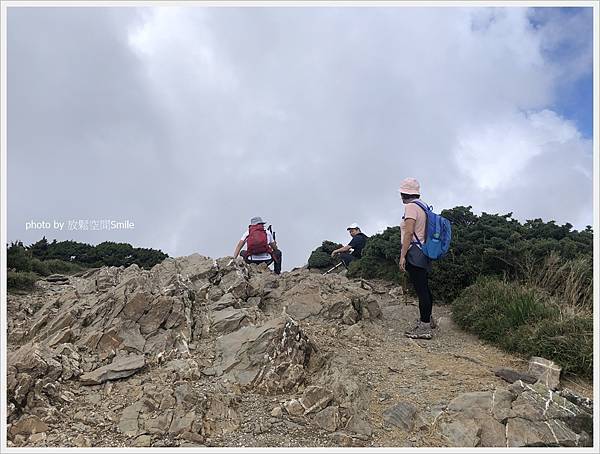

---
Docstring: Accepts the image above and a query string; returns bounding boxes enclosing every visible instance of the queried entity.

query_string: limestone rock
[284,399,305,417]
[300,386,334,414]
[209,294,240,311]
[211,307,248,334]
[478,415,507,447]
[9,415,48,437]
[80,354,145,385]
[345,415,373,436]
[383,401,420,431]
[312,406,340,432]
[528,357,561,390]
[506,417,579,447]
[494,368,537,384]
[118,402,142,437]
[46,274,69,283]
[439,418,480,447]
[169,410,196,435]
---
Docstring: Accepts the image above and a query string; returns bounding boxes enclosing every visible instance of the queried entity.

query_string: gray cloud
[7,7,593,269]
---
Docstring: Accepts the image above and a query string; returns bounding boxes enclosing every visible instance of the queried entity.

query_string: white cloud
[7,6,593,269]
[454,109,581,191]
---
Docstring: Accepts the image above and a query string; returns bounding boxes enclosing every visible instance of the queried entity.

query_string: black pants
[406,261,433,323]
[241,249,282,274]
[339,252,357,267]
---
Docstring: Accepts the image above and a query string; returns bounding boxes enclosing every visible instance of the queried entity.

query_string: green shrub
[7,241,31,272]
[29,258,51,276]
[7,238,168,271]
[527,315,593,377]
[313,207,592,305]
[453,277,593,378]
[44,259,84,274]
[7,271,39,291]
[308,241,343,269]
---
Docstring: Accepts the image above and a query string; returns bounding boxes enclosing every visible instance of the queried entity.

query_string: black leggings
[406,261,433,323]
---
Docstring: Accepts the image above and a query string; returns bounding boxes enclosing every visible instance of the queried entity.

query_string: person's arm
[331,244,352,257]
[399,218,416,271]
[270,241,278,251]
[233,239,245,258]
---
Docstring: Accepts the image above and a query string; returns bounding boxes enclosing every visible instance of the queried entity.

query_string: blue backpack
[410,200,452,260]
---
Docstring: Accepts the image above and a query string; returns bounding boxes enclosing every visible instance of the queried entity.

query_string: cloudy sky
[6,6,595,270]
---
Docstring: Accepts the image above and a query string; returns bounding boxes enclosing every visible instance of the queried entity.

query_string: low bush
[44,259,84,274]
[29,258,51,276]
[307,241,343,269]
[7,271,39,291]
[452,277,592,378]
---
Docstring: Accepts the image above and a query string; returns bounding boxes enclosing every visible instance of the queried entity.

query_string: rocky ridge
[6,254,594,447]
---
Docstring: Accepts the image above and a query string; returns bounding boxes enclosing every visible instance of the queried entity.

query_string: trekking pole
[323,261,344,275]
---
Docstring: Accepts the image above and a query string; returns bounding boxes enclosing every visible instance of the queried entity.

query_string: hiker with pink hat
[398,177,436,340]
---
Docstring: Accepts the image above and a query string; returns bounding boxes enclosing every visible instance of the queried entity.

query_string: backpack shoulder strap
[410,200,429,244]
[411,199,429,213]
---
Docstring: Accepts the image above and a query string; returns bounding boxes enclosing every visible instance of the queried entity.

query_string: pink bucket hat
[399,177,420,195]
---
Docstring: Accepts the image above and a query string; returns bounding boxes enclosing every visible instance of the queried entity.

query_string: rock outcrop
[6,253,592,448]
[7,254,382,447]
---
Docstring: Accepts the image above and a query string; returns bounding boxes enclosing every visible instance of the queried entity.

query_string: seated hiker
[233,217,282,275]
[331,223,368,267]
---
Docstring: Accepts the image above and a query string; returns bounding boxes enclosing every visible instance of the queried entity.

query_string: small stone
[345,415,373,436]
[383,401,419,431]
[9,415,48,437]
[299,386,334,414]
[72,434,91,447]
[133,435,152,447]
[179,431,204,444]
[28,432,47,444]
[270,406,283,418]
[312,406,340,432]
[494,368,537,384]
[284,399,305,417]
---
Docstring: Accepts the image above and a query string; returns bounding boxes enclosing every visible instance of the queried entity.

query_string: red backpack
[246,224,270,255]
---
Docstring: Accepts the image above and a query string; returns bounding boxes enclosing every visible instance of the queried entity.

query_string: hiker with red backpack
[233,217,282,275]
[398,177,452,340]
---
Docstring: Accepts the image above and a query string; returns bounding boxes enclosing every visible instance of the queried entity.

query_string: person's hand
[399,256,406,272]
[331,251,337,258]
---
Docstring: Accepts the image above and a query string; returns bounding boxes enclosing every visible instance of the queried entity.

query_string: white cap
[347,223,360,230]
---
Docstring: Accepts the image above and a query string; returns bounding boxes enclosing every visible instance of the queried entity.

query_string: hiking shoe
[430,315,437,329]
[405,318,421,335]
[405,322,432,340]
[405,317,436,333]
